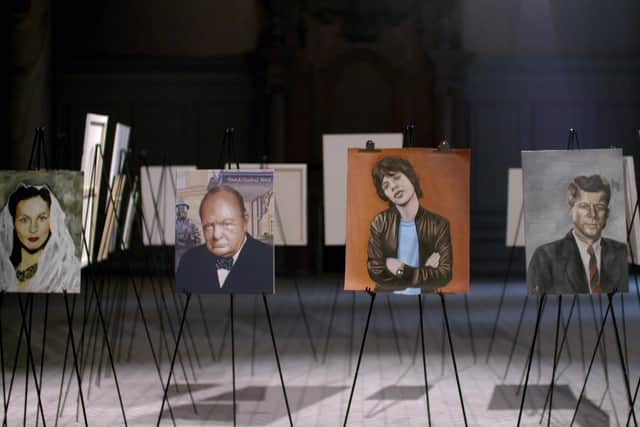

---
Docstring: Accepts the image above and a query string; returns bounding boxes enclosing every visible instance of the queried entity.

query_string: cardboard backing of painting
[322,133,403,245]
[239,163,307,246]
[344,148,470,294]
[624,156,640,265]
[506,168,525,247]
[140,165,196,246]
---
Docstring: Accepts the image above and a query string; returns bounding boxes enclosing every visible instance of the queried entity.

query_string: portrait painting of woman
[0,184,81,293]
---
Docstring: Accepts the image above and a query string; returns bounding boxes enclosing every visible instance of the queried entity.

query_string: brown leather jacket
[367,205,452,291]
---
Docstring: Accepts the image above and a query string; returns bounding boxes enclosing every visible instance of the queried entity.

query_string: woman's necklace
[16,263,38,282]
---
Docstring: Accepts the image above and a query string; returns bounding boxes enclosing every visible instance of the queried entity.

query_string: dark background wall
[8,0,640,276]
[464,1,640,274]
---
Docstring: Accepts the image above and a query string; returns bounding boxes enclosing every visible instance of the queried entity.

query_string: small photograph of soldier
[175,198,201,271]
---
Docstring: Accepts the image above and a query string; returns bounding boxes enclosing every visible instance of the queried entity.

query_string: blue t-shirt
[394,220,421,295]
[397,220,419,267]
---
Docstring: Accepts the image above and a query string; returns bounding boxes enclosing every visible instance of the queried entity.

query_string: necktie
[216,256,233,270]
[587,244,601,294]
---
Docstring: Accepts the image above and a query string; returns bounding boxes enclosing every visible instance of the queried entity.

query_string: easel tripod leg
[343,293,376,427]
[262,294,293,427]
[608,293,637,426]
[63,292,88,426]
[503,295,529,380]
[18,295,46,426]
[541,295,562,426]
[540,295,578,416]
[569,296,613,427]
[463,294,476,363]
[231,294,236,427]
[294,279,317,361]
[516,294,546,427]
[321,280,340,364]
[90,283,128,425]
[418,295,431,426]
[440,294,468,427]
[157,293,192,426]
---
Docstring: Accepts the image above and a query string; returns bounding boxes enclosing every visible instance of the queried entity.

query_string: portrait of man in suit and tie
[176,170,274,294]
[527,174,628,295]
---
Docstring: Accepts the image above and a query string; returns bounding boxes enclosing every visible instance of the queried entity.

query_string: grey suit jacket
[527,230,628,295]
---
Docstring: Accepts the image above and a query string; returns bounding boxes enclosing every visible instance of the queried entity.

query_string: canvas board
[322,133,403,245]
[80,113,108,266]
[140,165,196,246]
[506,168,525,247]
[624,156,640,265]
[0,171,82,293]
[97,175,126,262]
[121,177,138,251]
[175,169,275,294]
[108,123,130,187]
[239,163,307,246]
[344,148,470,294]
[523,149,627,294]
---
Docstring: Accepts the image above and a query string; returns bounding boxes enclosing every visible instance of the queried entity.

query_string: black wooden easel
[517,128,633,426]
[1,127,86,426]
[138,154,205,382]
[266,157,318,363]
[130,155,199,422]
[569,290,637,427]
[157,128,293,426]
[342,139,468,427]
[488,163,578,381]
[73,142,129,425]
[517,128,581,426]
[624,129,640,425]
[485,190,523,364]
[138,156,201,390]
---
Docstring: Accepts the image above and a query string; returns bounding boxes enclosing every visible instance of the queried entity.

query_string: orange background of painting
[344,148,470,293]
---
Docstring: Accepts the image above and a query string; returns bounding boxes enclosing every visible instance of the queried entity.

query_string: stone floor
[1,275,638,426]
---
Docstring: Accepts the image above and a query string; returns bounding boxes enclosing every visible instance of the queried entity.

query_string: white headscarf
[0,184,81,293]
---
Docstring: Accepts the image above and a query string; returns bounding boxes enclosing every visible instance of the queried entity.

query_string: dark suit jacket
[176,234,274,294]
[527,230,628,295]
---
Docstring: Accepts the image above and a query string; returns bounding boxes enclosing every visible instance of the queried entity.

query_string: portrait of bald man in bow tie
[176,184,274,294]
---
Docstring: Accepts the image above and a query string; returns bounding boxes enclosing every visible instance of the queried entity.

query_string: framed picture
[523,149,627,295]
[80,113,108,266]
[322,133,403,245]
[0,171,82,293]
[345,148,470,294]
[239,163,307,246]
[140,165,196,246]
[175,169,275,294]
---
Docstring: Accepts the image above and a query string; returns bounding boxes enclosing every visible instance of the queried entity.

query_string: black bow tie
[216,256,234,270]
